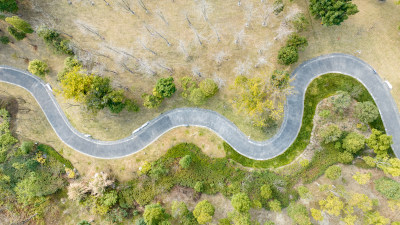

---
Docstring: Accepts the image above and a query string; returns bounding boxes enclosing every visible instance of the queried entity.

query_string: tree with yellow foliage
[319,193,344,216]
[60,66,94,101]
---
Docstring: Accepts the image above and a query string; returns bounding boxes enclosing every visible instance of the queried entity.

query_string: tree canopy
[231,193,251,213]
[28,60,48,77]
[193,200,215,224]
[143,203,169,225]
[5,16,33,34]
[355,101,379,124]
[309,0,359,26]
[153,77,176,98]
[366,129,393,157]
[0,0,18,13]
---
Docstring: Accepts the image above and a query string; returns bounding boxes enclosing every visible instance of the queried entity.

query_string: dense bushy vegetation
[142,77,177,108]
[37,26,74,55]
[28,59,49,77]
[278,33,308,65]
[180,77,219,106]
[0,0,18,13]
[309,0,359,26]
[58,57,139,114]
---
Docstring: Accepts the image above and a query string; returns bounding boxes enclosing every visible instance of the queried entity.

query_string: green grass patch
[223,73,385,168]
[37,144,73,169]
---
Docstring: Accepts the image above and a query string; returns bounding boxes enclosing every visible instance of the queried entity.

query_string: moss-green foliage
[189,88,207,106]
[309,0,358,26]
[143,203,170,225]
[0,108,17,162]
[277,46,298,65]
[37,26,74,55]
[320,124,343,144]
[193,200,215,224]
[119,143,292,208]
[287,202,311,225]
[330,91,351,114]
[5,16,33,34]
[153,77,176,98]
[20,141,34,154]
[374,177,400,200]
[171,201,198,225]
[0,36,9,44]
[273,0,284,14]
[270,70,290,89]
[355,101,379,124]
[324,165,341,180]
[28,59,49,77]
[286,33,308,50]
[222,74,385,169]
[231,193,251,213]
[180,77,218,105]
[291,13,309,32]
[7,26,25,40]
[0,0,18,13]
[342,132,365,154]
[142,93,162,109]
[199,78,218,97]
[179,155,192,169]
[366,129,393,158]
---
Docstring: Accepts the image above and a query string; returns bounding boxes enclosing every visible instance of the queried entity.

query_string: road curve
[0,53,399,160]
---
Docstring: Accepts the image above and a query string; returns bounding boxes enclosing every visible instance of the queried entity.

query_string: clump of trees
[180,77,218,106]
[193,200,215,224]
[0,0,18,13]
[366,129,393,158]
[28,59,49,77]
[59,58,139,113]
[278,33,308,65]
[5,16,33,41]
[37,26,74,55]
[309,0,359,26]
[142,77,176,108]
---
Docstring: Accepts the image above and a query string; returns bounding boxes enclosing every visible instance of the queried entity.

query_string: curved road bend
[0,53,399,159]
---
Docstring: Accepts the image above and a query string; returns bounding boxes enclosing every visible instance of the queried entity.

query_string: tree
[352,172,371,185]
[287,202,311,225]
[379,158,400,177]
[28,60,49,77]
[104,90,126,113]
[143,203,169,225]
[60,66,94,101]
[338,151,354,164]
[179,155,192,169]
[231,193,251,213]
[20,141,34,154]
[319,193,344,216]
[320,124,342,144]
[342,132,365,154]
[199,78,218,97]
[325,165,342,180]
[0,0,18,13]
[330,91,351,113]
[77,220,91,225]
[153,77,176,98]
[230,211,251,225]
[309,0,359,26]
[37,26,73,55]
[366,129,393,157]
[270,70,290,89]
[142,94,162,109]
[374,177,400,200]
[310,208,323,221]
[85,76,112,112]
[5,16,33,33]
[291,13,309,32]
[193,200,215,224]
[349,193,372,212]
[355,101,379,124]
[189,88,206,105]
[286,33,308,50]
[7,26,25,40]
[297,186,311,199]
[171,201,197,225]
[260,184,272,200]
[180,76,197,98]
[268,199,281,212]
[363,156,376,168]
[0,36,9,44]
[364,211,390,225]
[277,46,298,65]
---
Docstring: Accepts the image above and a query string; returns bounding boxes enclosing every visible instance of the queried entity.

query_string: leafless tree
[234,29,245,46]
[274,22,292,40]
[213,73,226,88]
[234,60,251,75]
[261,5,273,27]
[238,0,242,6]
[285,6,302,22]
[120,0,135,15]
[156,59,173,74]
[244,3,253,28]
[178,40,189,59]
[102,0,110,6]
[143,24,155,36]
[211,25,221,42]
[200,0,210,22]
[139,38,157,55]
[153,29,171,46]
[77,22,105,40]
[156,9,168,25]
[121,62,135,74]
[137,0,149,14]
[138,58,157,76]
[185,12,193,27]
[254,57,268,68]
[214,51,227,65]
[192,66,202,77]
[186,13,204,46]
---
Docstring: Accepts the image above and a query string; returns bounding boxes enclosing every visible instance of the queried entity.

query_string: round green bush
[199,78,218,97]
[277,46,298,65]
[374,177,400,200]
[179,155,192,169]
[355,101,379,124]
[189,88,206,105]
[342,132,365,154]
[28,59,48,77]
[325,165,341,180]
[231,193,251,213]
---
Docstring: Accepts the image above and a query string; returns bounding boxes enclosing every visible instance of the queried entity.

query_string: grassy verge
[224,73,385,168]
[38,144,73,169]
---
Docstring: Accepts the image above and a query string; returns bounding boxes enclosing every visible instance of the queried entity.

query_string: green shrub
[7,26,25,40]
[28,60,49,77]
[0,36,9,44]
[142,94,162,109]
[180,76,197,99]
[20,141,34,154]
[342,132,365,154]
[374,177,400,200]
[189,88,207,105]
[0,0,18,13]
[125,99,139,112]
[286,33,308,50]
[320,124,342,144]
[5,16,33,33]
[330,91,351,114]
[270,70,290,89]
[273,0,284,14]
[104,90,126,113]
[319,110,331,119]
[143,203,169,225]
[355,101,379,124]
[297,186,310,199]
[179,155,192,169]
[193,200,215,224]
[268,199,281,212]
[231,193,251,213]
[277,46,298,65]
[153,77,176,98]
[325,165,341,180]
[366,129,393,157]
[287,202,311,225]
[291,13,309,32]
[199,78,218,97]
[77,220,91,225]
[37,26,74,55]
[194,181,204,193]
[337,151,353,164]
[260,184,272,200]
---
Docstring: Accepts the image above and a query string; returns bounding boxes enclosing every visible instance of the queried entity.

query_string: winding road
[0,53,399,160]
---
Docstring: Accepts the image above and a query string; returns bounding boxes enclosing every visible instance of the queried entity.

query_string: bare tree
[244,3,253,28]
[234,29,245,46]
[153,29,171,46]
[138,58,157,76]
[156,59,173,74]
[143,23,155,36]
[285,6,302,22]
[211,25,221,42]
[156,9,169,25]
[192,66,202,77]
[120,0,136,15]
[274,22,292,40]
[77,22,105,40]
[137,0,149,14]
[214,51,227,65]
[186,13,204,46]
[178,40,189,59]
[261,5,274,27]
[238,0,242,6]
[213,73,226,88]
[102,0,110,6]
[139,38,157,55]
[200,0,210,22]
[254,57,268,68]
[234,60,251,75]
